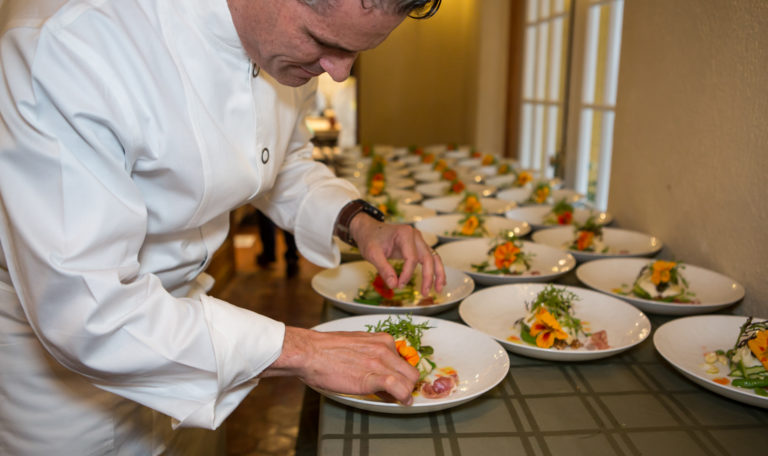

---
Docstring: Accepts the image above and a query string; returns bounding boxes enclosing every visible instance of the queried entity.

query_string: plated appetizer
[372,193,403,222]
[365,154,388,196]
[513,285,609,350]
[367,315,459,399]
[526,181,551,204]
[543,198,574,225]
[446,213,489,238]
[354,262,436,307]
[613,260,698,304]
[455,192,483,214]
[568,216,608,253]
[470,235,535,276]
[702,317,768,396]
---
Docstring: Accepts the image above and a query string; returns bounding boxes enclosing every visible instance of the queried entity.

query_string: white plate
[415,182,497,198]
[311,261,475,315]
[335,231,439,262]
[414,214,531,243]
[362,188,423,204]
[311,314,509,414]
[531,226,662,262]
[443,149,471,160]
[422,195,516,215]
[654,315,768,409]
[393,154,421,166]
[497,187,584,205]
[505,205,613,230]
[484,174,525,190]
[413,171,441,183]
[386,177,416,189]
[404,163,434,175]
[459,283,651,361]
[436,238,576,286]
[382,204,437,225]
[575,258,745,315]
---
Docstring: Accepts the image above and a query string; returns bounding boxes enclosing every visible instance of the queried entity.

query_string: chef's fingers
[364,243,399,289]
[423,241,446,294]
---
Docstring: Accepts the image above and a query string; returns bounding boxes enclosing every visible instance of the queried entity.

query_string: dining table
[296,270,768,456]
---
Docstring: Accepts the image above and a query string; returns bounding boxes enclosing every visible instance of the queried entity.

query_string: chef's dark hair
[304,0,441,19]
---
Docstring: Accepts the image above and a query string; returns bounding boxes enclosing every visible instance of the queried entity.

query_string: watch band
[334,199,385,247]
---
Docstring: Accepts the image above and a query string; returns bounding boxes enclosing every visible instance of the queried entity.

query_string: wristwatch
[334,199,385,247]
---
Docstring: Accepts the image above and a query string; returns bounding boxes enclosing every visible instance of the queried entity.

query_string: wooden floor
[214,223,326,456]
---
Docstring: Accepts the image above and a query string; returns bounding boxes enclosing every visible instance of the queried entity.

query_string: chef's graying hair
[303,0,441,19]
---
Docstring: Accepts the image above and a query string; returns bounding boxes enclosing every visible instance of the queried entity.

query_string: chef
[0,0,443,453]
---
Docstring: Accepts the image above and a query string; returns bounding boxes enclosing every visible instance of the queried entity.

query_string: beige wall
[610,0,768,315]
[358,0,509,150]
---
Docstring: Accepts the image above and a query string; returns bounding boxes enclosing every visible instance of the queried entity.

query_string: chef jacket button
[261,147,269,164]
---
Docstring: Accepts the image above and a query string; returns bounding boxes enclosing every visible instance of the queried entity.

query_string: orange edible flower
[451,180,465,194]
[395,340,420,366]
[422,153,435,164]
[576,231,594,251]
[481,154,495,166]
[434,159,448,172]
[442,169,458,181]
[494,241,521,269]
[498,163,510,175]
[377,203,388,215]
[516,171,533,186]
[529,308,569,349]
[533,186,550,204]
[462,195,482,214]
[651,260,676,285]
[472,151,482,158]
[747,330,768,370]
[369,173,385,196]
[461,215,480,236]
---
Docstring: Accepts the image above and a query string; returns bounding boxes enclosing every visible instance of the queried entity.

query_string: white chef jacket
[0,0,358,454]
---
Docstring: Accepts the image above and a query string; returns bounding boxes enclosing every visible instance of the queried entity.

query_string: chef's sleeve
[0,28,280,430]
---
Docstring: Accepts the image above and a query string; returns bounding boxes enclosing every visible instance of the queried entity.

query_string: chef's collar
[187,0,247,58]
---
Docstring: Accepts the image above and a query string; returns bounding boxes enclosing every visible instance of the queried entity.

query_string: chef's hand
[349,213,446,295]
[260,327,420,405]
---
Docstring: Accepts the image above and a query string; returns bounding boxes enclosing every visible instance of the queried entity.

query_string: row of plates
[311,309,765,413]
[328,243,745,316]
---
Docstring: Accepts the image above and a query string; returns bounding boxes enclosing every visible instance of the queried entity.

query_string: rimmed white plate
[363,188,423,204]
[310,314,509,414]
[413,171,441,183]
[386,204,437,224]
[422,195,516,215]
[531,226,662,262]
[505,205,613,230]
[393,154,421,166]
[404,163,434,175]
[497,187,584,205]
[436,238,576,286]
[575,258,745,315]
[415,182,497,198]
[311,261,475,315]
[459,283,651,361]
[654,315,768,409]
[414,214,531,243]
[387,177,416,189]
[484,174,526,190]
[335,231,439,262]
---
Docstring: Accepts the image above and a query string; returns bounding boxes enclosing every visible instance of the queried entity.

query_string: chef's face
[229,0,405,87]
